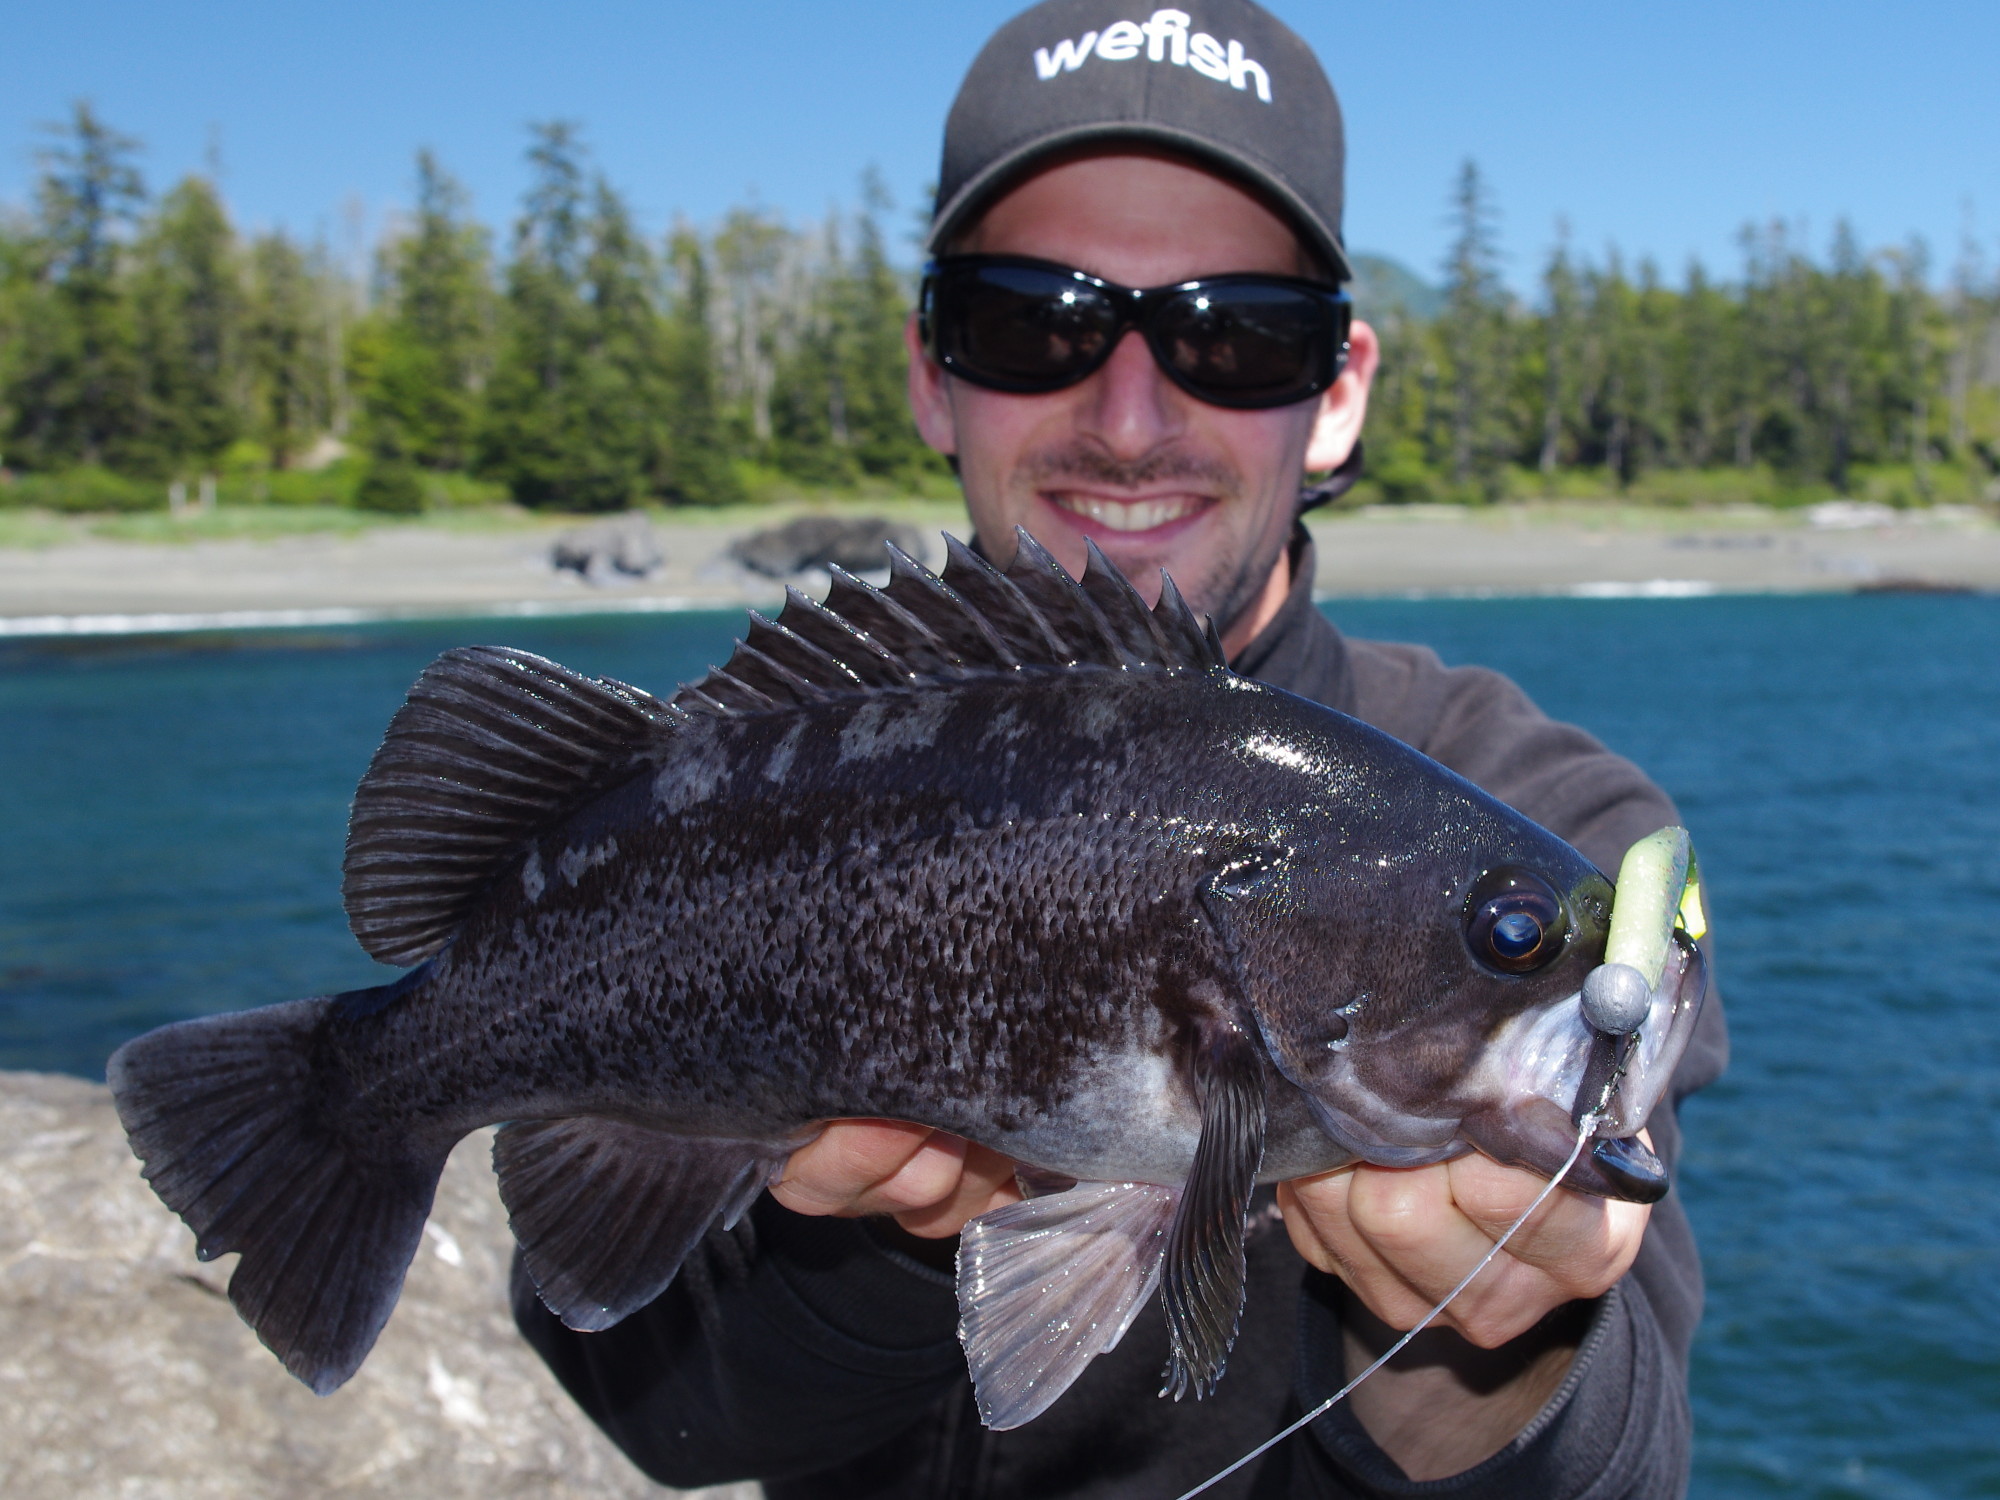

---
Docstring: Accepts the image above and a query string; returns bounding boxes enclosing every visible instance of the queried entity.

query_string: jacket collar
[1226,524,1355,713]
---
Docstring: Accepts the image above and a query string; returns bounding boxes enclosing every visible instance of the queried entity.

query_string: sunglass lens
[1152,284,1331,406]
[944,264,1118,389]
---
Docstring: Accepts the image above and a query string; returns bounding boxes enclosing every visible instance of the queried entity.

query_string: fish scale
[106,529,1706,1429]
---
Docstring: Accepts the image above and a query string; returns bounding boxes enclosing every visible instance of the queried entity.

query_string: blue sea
[2,593,1995,1496]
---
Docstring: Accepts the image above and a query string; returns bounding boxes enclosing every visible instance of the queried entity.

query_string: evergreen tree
[1536,227,1581,481]
[843,171,938,481]
[578,175,672,507]
[242,231,331,468]
[479,122,595,508]
[1436,160,1511,498]
[662,227,743,505]
[480,124,674,511]
[130,175,241,475]
[5,103,148,473]
[363,151,494,473]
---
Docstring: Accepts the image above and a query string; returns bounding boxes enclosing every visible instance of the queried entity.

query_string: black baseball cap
[930,0,1349,283]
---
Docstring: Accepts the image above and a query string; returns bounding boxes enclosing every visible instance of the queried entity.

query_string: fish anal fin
[342,646,680,966]
[957,1180,1179,1430]
[1159,1017,1268,1402]
[494,1117,785,1333]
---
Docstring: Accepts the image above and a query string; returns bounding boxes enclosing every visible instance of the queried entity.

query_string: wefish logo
[1033,9,1273,102]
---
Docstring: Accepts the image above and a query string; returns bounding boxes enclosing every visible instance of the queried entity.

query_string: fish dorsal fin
[343,646,679,966]
[674,530,1223,713]
[1002,531,1136,668]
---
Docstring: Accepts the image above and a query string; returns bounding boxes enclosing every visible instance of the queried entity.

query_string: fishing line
[1173,1112,1601,1500]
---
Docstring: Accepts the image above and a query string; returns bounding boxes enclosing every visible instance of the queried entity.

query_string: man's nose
[1074,329,1187,458]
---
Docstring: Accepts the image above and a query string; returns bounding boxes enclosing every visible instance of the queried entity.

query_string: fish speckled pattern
[106,532,1707,1427]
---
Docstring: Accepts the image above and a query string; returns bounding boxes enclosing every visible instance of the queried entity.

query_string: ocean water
[1,593,1995,1496]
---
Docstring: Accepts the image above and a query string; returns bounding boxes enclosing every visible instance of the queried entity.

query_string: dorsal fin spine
[744,613,855,690]
[1006,529,1138,669]
[777,588,908,686]
[942,535,1069,662]
[826,564,963,671]
[1080,538,1179,665]
[670,531,1221,715]
[887,543,1020,669]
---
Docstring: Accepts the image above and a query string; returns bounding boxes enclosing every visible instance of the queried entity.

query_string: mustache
[1021,443,1238,493]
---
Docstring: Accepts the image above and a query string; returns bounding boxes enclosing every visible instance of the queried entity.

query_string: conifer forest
[3,106,1997,515]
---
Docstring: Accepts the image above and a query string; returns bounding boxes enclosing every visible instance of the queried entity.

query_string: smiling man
[515,3,1726,1495]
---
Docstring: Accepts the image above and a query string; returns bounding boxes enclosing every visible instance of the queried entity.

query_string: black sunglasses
[920,254,1351,411]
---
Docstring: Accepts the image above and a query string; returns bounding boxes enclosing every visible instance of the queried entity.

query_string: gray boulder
[728,515,927,579]
[552,516,666,584]
[0,1070,757,1500]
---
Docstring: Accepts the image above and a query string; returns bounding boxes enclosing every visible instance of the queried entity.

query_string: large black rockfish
[107,533,1705,1428]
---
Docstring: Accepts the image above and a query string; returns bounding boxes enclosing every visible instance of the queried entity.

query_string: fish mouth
[1462,929,1707,1200]
[1588,928,1707,1138]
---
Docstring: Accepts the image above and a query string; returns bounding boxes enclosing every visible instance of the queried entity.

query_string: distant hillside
[1348,253,1443,321]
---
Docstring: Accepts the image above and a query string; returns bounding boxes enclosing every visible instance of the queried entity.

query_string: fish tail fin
[107,995,446,1394]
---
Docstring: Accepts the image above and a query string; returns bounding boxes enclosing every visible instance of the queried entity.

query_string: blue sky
[3,0,1995,291]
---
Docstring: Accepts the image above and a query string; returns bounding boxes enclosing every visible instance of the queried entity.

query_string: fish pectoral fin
[957,1180,1179,1430]
[494,1118,785,1333]
[1159,1017,1268,1403]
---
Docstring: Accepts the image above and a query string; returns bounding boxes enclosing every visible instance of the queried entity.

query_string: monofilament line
[1173,1116,1600,1500]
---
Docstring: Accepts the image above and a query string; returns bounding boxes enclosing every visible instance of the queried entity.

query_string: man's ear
[1303,317,1380,473]
[905,312,959,458]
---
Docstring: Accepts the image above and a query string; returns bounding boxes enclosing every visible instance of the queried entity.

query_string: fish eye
[1465,868,1569,975]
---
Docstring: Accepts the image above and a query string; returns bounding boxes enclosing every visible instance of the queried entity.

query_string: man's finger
[1283,1159,1628,1347]
[893,1141,1023,1238]
[771,1120,962,1217]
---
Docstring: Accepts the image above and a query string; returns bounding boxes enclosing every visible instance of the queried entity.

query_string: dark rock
[729,515,927,579]
[551,517,665,584]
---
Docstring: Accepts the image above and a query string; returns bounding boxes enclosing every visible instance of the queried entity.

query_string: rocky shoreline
[0,1070,755,1500]
[2,502,1996,634]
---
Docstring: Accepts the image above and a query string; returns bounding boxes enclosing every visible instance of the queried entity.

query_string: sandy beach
[1,501,1995,634]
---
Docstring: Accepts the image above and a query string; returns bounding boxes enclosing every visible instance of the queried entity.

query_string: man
[517,3,1726,1494]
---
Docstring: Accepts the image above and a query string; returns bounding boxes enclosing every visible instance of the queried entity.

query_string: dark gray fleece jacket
[514,535,1729,1500]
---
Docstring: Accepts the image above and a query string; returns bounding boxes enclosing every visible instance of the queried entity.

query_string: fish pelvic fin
[1159,1017,1268,1402]
[494,1118,786,1332]
[106,997,447,1395]
[677,528,1226,718]
[957,1180,1180,1430]
[343,646,681,966]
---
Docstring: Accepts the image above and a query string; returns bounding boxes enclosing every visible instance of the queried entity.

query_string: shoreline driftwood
[0,1069,756,1500]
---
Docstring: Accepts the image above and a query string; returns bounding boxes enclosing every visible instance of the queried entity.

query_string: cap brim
[928,122,1351,284]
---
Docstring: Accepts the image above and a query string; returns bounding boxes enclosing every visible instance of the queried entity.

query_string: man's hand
[1276,1148,1651,1348]
[770,1119,1021,1239]
[1276,1147,1653,1479]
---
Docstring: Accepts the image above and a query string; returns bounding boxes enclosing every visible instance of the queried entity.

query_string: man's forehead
[955,145,1323,282]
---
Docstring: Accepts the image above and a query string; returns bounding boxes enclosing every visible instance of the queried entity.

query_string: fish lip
[1464,926,1707,1172]
[1595,928,1707,1137]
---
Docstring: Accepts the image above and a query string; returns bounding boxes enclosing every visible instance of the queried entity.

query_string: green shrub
[354,461,426,514]
[1,466,163,513]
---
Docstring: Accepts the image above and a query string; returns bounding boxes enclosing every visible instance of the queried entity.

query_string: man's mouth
[1047,492,1208,533]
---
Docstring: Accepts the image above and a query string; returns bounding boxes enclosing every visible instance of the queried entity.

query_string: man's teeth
[1052,494,1203,532]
